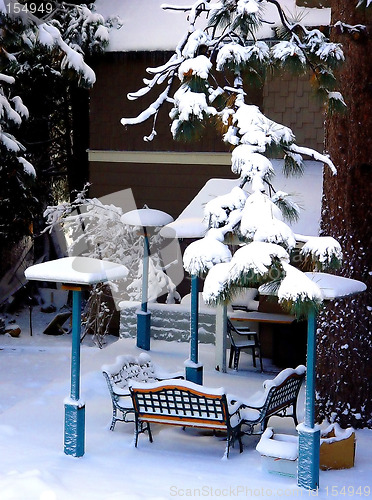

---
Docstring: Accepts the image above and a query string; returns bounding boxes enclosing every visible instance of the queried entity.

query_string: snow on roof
[94,0,331,52]
[162,160,323,238]
[25,256,129,285]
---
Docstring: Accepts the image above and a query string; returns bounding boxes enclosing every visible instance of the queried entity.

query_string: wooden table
[228,310,295,324]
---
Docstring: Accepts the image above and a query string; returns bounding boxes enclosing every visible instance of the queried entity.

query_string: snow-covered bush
[44,187,181,345]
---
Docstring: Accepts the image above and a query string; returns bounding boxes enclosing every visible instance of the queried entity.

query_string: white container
[256,428,299,478]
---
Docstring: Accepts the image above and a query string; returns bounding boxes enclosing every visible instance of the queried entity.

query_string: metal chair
[227,318,263,372]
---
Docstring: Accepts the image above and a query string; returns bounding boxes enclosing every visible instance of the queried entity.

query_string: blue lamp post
[121,208,173,351]
[185,273,203,384]
[297,272,366,490]
[25,256,128,457]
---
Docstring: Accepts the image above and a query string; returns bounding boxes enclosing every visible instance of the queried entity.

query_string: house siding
[89,51,325,216]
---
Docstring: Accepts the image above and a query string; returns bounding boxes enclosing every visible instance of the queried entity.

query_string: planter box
[256,428,298,478]
[320,424,356,470]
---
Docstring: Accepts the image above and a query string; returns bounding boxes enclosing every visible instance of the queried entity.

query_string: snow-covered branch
[288,144,337,175]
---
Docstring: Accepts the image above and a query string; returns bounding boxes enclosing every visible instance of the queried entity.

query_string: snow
[277,263,323,305]
[170,86,217,137]
[256,428,299,461]
[216,43,249,71]
[178,55,212,80]
[228,242,289,281]
[163,163,324,238]
[272,41,306,65]
[231,104,295,149]
[183,230,232,276]
[93,0,330,52]
[321,423,354,444]
[18,157,36,177]
[204,186,247,228]
[0,309,371,499]
[304,272,367,300]
[130,378,226,396]
[121,208,173,228]
[237,0,260,16]
[253,218,296,250]
[300,236,342,270]
[24,257,129,285]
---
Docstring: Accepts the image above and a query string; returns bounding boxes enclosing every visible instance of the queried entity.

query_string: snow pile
[229,104,295,149]
[240,191,283,239]
[228,242,289,284]
[276,263,323,305]
[237,0,260,16]
[183,229,232,276]
[170,86,217,138]
[204,186,247,228]
[256,428,299,461]
[300,236,342,270]
[182,29,210,58]
[178,55,212,80]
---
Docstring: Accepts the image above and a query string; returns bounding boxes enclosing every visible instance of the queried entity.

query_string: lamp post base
[64,400,85,457]
[137,310,151,350]
[185,362,203,385]
[297,423,320,490]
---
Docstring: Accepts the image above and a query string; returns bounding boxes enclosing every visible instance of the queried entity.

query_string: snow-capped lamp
[182,228,232,384]
[24,256,129,458]
[121,207,173,351]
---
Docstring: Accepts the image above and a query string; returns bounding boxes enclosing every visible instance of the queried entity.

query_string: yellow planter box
[319,424,356,470]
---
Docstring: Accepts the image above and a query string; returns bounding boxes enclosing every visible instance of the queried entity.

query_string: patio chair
[227,318,263,372]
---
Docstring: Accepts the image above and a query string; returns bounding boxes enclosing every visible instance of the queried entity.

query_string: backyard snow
[0,307,371,500]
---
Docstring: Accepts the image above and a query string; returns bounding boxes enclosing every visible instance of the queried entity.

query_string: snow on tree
[43,187,181,345]
[120,0,346,318]
[0,2,116,244]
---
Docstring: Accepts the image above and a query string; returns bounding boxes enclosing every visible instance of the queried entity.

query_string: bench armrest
[112,385,130,397]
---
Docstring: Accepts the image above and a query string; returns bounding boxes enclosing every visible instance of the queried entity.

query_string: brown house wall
[90,161,235,218]
[89,51,325,217]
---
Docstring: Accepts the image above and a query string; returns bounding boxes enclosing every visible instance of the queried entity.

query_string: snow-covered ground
[0,307,371,500]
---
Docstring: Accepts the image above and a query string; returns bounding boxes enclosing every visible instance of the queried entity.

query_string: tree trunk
[317,3,372,428]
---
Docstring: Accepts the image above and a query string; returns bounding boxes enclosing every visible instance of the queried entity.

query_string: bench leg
[292,405,299,427]
[110,418,116,431]
[229,348,234,369]
[110,407,117,431]
[147,422,153,443]
[134,416,140,447]
[134,419,153,447]
[234,349,240,371]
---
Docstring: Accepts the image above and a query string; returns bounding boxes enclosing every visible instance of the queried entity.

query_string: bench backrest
[265,370,305,418]
[102,353,157,391]
[130,381,229,428]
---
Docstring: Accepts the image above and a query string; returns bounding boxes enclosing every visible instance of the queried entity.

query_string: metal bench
[102,353,183,430]
[237,365,306,435]
[129,379,244,458]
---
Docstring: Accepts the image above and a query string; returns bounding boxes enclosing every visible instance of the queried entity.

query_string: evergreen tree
[122,0,368,427]
[0,2,117,246]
